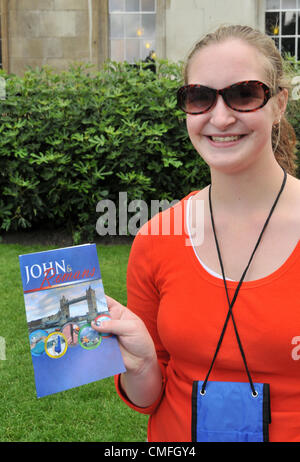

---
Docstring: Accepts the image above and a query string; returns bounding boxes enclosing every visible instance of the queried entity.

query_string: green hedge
[0,60,299,243]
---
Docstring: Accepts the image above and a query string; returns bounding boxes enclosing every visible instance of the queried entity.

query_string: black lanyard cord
[201,168,287,395]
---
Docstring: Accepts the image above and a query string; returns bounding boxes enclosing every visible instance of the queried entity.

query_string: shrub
[0,61,209,242]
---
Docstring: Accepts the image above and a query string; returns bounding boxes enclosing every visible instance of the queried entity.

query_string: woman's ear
[273,88,289,123]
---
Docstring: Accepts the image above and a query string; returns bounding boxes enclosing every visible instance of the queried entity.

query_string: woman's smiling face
[186,38,286,174]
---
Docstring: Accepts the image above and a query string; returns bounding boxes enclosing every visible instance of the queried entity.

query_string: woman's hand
[92,295,157,375]
[92,295,163,408]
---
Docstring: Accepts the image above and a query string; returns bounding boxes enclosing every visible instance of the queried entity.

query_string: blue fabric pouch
[192,380,271,442]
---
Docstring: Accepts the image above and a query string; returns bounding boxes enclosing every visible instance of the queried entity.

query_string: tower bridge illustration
[28,286,108,333]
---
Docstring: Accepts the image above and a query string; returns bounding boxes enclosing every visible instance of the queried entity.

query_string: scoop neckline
[184,190,300,289]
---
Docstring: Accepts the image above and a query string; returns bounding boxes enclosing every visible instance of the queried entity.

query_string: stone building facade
[0,0,298,75]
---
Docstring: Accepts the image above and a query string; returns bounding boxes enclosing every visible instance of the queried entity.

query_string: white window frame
[109,0,157,63]
[265,0,300,60]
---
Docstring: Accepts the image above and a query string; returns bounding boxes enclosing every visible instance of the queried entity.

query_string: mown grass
[0,243,148,442]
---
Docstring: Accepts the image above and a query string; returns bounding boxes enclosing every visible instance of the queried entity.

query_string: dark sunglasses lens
[226,82,266,111]
[179,86,215,113]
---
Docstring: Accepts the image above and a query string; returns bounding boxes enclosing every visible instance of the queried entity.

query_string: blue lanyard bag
[192,168,287,442]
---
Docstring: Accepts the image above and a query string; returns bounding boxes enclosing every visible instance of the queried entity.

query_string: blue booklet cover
[19,243,126,398]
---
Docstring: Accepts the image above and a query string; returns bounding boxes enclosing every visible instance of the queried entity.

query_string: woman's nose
[209,94,237,129]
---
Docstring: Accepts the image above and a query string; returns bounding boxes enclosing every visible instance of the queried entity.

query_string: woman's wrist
[120,356,163,408]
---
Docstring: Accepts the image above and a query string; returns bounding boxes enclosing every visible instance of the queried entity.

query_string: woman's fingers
[105,295,123,317]
[92,318,135,336]
[91,295,156,372]
[92,295,138,335]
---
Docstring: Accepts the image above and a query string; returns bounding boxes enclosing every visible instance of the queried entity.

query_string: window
[109,0,156,63]
[265,0,300,60]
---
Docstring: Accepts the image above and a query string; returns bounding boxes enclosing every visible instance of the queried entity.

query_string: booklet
[19,243,126,398]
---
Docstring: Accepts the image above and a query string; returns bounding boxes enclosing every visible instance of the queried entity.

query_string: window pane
[282,0,297,8]
[110,40,124,62]
[281,37,296,56]
[141,39,155,60]
[110,14,124,38]
[265,11,280,35]
[125,13,141,37]
[125,0,139,11]
[109,0,125,12]
[142,14,156,37]
[109,1,156,63]
[126,39,140,62]
[266,0,280,9]
[141,0,155,11]
[282,11,296,35]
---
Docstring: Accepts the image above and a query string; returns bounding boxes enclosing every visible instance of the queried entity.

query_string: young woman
[92,25,300,442]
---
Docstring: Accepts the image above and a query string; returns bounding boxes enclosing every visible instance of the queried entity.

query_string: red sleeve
[114,222,169,414]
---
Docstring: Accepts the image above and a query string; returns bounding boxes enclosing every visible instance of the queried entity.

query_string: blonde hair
[184,25,297,175]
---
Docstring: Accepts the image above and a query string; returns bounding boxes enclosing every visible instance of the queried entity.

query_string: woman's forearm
[120,356,163,408]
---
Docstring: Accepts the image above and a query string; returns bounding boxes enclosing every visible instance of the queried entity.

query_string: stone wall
[165,0,265,62]
[8,0,105,74]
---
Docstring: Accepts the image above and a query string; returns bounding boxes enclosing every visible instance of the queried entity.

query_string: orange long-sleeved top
[115,191,300,442]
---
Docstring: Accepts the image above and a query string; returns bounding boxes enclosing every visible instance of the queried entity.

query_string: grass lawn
[0,242,148,442]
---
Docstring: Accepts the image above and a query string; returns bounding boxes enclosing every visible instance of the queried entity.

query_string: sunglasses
[177,80,273,114]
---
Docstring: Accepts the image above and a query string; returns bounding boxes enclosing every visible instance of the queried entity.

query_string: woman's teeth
[210,135,244,142]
